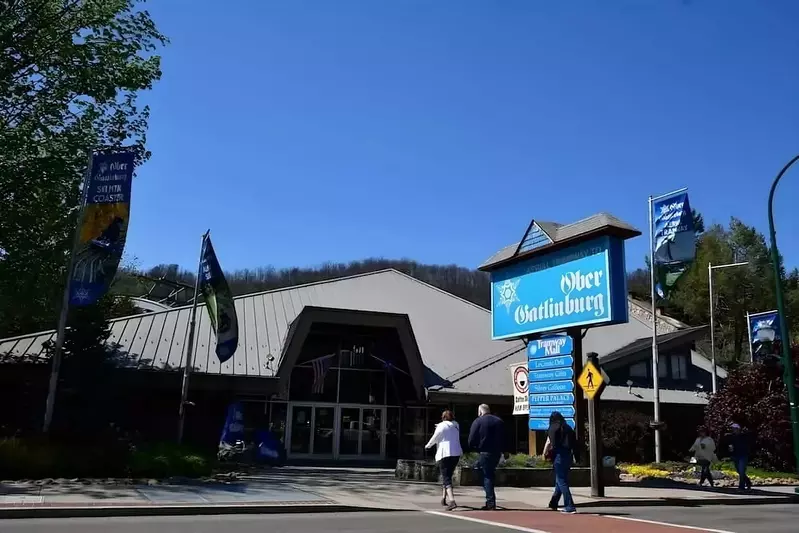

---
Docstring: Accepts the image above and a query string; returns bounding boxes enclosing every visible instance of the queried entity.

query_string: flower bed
[618,462,799,487]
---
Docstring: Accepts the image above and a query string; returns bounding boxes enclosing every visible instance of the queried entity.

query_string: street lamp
[708,261,748,393]
[767,154,799,474]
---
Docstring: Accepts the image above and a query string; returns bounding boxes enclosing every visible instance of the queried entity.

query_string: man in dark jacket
[721,423,753,491]
[468,404,505,510]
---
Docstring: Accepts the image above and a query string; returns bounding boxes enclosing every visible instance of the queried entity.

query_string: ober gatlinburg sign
[479,213,640,432]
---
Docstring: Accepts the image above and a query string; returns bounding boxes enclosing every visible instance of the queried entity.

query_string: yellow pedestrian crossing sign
[578,360,604,400]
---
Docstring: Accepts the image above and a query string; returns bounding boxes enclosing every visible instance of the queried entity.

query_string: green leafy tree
[0,0,166,338]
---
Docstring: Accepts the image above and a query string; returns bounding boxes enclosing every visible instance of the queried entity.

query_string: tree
[0,0,166,338]
[705,352,799,472]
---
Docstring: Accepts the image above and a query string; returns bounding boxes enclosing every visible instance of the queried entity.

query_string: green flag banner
[200,235,238,363]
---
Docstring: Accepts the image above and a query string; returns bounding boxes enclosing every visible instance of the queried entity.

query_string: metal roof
[0,270,525,383]
[599,325,709,366]
[479,212,641,271]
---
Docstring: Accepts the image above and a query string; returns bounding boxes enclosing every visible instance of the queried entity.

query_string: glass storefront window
[289,366,339,402]
[269,402,288,444]
[338,369,386,404]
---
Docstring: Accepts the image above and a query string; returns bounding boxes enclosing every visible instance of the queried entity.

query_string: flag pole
[177,230,209,444]
[648,194,662,463]
[43,150,94,433]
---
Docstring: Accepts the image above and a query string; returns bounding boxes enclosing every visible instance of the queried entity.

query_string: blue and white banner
[530,380,574,394]
[200,235,239,363]
[652,191,695,298]
[528,367,574,382]
[529,393,575,406]
[527,334,576,431]
[529,355,574,371]
[748,310,781,361]
[491,237,628,339]
[530,406,576,419]
[220,401,245,444]
[653,192,695,264]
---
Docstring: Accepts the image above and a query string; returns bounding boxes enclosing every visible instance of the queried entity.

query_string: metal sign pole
[177,231,209,444]
[648,194,662,463]
[42,151,94,433]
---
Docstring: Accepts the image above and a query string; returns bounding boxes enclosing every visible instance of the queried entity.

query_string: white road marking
[425,511,551,533]
[601,514,737,533]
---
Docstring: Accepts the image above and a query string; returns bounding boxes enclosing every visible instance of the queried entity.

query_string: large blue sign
[491,236,628,340]
[748,310,781,361]
[530,418,575,431]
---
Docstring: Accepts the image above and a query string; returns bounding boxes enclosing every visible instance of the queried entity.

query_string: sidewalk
[1,466,797,518]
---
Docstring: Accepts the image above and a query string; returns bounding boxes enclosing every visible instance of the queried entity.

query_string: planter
[395,459,440,482]
[454,466,620,487]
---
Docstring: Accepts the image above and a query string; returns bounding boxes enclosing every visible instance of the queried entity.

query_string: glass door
[288,404,312,455]
[338,407,361,456]
[337,406,386,459]
[312,406,335,456]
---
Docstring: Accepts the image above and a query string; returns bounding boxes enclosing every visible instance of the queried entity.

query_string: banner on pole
[652,191,695,298]
[510,362,528,415]
[220,401,245,444]
[748,310,781,362]
[200,235,239,363]
[69,151,135,306]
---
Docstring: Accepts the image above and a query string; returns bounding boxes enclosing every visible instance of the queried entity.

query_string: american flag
[312,355,334,394]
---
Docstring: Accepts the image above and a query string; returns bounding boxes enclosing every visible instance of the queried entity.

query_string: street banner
[200,236,239,363]
[652,191,695,298]
[510,362,528,415]
[748,310,781,362]
[220,401,245,444]
[69,151,135,306]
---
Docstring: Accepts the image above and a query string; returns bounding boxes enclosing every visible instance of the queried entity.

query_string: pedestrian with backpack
[542,411,579,514]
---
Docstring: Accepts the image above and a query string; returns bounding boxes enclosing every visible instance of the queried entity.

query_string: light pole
[767,154,799,474]
[708,261,748,393]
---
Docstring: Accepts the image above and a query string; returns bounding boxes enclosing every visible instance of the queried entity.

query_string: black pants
[698,460,714,485]
[439,455,460,488]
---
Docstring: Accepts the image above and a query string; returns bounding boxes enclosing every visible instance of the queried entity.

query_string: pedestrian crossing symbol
[577,361,603,400]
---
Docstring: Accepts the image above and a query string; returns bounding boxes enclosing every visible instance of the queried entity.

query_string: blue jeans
[478,452,500,507]
[734,456,751,490]
[549,453,575,512]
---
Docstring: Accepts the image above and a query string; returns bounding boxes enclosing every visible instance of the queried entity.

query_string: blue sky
[129,0,799,273]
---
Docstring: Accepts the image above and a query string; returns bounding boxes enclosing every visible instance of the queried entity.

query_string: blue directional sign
[529,406,576,419]
[529,380,574,394]
[529,355,573,371]
[528,368,574,382]
[527,335,574,359]
[530,418,575,431]
[529,393,575,406]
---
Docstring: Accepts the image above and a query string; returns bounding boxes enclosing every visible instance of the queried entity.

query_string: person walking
[689,426,717,487]
[722,423,752,491]
[468,404,505,510]
[425,410,463,511]
[542,411,579,514]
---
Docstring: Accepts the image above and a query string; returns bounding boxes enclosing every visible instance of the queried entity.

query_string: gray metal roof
[479,212,641,271]
[0,270,525,384]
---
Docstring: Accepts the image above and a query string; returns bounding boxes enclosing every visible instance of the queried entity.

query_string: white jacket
[425,420,463,461]
[690,436,717,463]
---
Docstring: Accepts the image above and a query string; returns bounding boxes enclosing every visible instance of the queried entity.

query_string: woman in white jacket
[425,410,463,511]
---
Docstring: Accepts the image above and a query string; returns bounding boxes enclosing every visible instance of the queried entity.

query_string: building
[0,269,724,462]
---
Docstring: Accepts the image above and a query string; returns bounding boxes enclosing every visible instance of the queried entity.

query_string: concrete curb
[578,495,799,508]
[0,503,402,520]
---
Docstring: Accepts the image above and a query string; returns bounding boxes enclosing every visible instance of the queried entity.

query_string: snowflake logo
[496,278,520,314]
[73,287,91,303]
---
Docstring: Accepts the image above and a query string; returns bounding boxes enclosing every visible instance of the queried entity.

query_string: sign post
[578,352,606,497]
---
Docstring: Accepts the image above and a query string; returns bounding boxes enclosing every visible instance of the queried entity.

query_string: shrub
[600,408,654,462]
[705,357,798,472]
[0,437,57,479]
[129,443,212,479]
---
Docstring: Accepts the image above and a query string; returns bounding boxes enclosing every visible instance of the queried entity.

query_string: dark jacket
[548,421,580,462]
[468,414,505,455]
[721,432,752,459]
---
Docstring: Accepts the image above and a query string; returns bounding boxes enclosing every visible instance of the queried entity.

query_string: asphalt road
[0,506,797,533]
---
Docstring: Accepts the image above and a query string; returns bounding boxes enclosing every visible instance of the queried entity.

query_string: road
[0,506,797,533]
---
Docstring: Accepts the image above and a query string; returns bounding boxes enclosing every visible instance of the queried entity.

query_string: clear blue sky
[129,0,799,274]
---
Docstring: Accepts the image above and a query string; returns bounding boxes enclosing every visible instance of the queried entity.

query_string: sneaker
[480,505,497,511]
[560,509,578,514]
[446,502,457,511]
[547,503,558,511]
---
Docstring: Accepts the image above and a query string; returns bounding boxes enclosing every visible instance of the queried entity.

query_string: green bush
[0,437,57,479]
[129,443,212,479]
